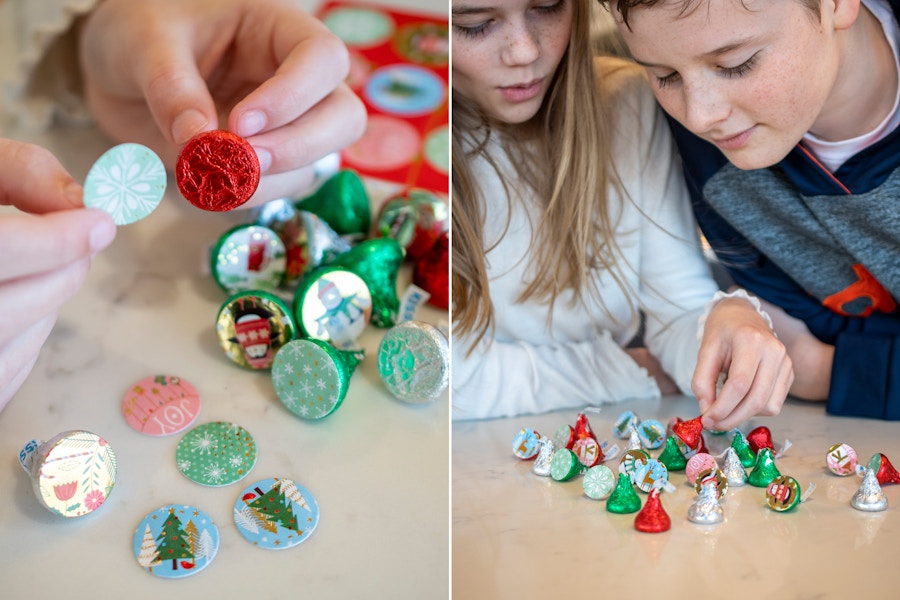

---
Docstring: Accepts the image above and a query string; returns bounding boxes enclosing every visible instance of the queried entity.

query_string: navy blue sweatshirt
[669,3,900,419]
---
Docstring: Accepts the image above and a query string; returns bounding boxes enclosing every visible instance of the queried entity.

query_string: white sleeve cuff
[696,289,774,341]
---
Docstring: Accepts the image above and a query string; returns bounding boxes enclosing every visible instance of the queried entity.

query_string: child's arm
[0,139,116,411]
[78,0,366,207]
[451,331,664,421]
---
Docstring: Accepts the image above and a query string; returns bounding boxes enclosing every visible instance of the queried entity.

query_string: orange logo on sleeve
[823,264,897,317]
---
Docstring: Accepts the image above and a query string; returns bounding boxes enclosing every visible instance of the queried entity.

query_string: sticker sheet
[317,0,448,194]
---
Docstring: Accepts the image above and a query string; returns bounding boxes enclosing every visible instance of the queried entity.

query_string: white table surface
[453,395,900,599]
[0,1,449,597]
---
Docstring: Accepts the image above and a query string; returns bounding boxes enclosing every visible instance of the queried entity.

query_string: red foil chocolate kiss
[672,415,704,450]
[746,426,775,455]
[870,453,900,485]
[634,488,671,533]
[575,413,597,441]
[176,130,260,211]
[413,231,448,310]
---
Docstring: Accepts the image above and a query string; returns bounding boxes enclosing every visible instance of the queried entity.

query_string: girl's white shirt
[452,58,719,420]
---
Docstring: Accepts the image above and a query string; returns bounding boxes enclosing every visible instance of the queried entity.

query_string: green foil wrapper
[731,430,757,468]
[295,169,371,238]
[329,238,404,328]
[606,472,642,514]
[657,436,688,471]
[271,338,364,420]
[748,447,782,487]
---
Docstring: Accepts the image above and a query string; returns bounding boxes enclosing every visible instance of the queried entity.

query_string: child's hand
[692,297,794,430]
[0,140,116,411]
[79,0,366,207]
[758,297,833,401]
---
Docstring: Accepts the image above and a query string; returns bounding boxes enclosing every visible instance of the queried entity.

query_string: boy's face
[613,0,844,170]
[451,0,573,124]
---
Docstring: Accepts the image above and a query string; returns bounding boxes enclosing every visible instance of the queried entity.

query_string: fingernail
[64,181,83,208]
[89,215,117,252]
[255,147,272,173]
[172,109,209,145]
[238,110,267,137]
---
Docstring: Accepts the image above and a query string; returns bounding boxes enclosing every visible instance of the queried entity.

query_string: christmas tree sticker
[136,524,160,573]
[233,477,320,550]
[132,504,219,579]
[156,509,194,570]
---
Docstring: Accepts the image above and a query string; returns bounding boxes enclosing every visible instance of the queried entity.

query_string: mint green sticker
[176,422,256,487]
[84,143,166,225]
[271,339,361,420]
[322,7,394,47]
[424,126,449,175]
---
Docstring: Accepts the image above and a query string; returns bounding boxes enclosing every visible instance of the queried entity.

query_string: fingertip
[235,110,267,138]
[84,208,117,253]
[171,109,211,146]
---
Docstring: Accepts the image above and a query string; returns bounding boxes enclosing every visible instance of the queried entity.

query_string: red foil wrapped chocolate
[413,231,448,310]
[746,426,776,455]
[176,130,260,211]
[634,488,671,533]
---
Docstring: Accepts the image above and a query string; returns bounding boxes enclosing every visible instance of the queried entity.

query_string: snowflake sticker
[84,143,166,225]
[176,422,257,487]
[271,338,362,420]
[233,477,319,550]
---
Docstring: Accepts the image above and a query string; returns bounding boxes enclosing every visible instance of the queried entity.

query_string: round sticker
[84,143,166,225]
[826,443,858,476]
[766,475,802,511]
[364,65,446,117]
[233,477,320,550]
[28,430,117,517]
[637,419,667,450]
[294,267,372,346]
[392,22,448,66]
[685,453,719,485]
[343,115,421,173]
[512,428,541,460]
[573,437,603,468]
[216,290,296,370]
[322,7,394,47]
[176,422,257,487]
[553,424,575,450]
[424,125,449,175]
[211,225,287,293]
[133,504,219,578]
[271,339,363,420]
[694,467,729,499]
[549,448,581,481]
[613,411,639,439]
[618,448,650,480]
[122,375,201,436]
[583,465,616,500]
[633,459,670,493]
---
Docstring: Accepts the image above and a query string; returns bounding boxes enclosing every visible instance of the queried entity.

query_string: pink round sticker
[685,452,718,485]
[122,375,201,436]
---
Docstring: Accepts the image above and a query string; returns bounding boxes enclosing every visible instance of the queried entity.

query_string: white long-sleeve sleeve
[452,58,719,421]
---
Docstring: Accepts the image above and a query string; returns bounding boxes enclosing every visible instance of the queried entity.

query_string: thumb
[0,139,82,213]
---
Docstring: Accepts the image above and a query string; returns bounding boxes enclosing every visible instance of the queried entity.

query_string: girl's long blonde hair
[452,1,627,347]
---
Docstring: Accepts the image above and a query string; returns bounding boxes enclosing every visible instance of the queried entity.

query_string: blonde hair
[452,0,629,347]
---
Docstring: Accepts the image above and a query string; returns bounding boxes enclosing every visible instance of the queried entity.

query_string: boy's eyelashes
[653,52,762,89]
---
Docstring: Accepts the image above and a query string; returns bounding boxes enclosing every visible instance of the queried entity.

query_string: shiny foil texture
[176,130,260,211]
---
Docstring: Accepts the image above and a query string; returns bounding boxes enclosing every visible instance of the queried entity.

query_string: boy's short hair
[606,0,821,28]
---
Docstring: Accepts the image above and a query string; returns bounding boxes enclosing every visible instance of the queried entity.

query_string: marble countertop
[453,396,900,599]
[0,1,448,597]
